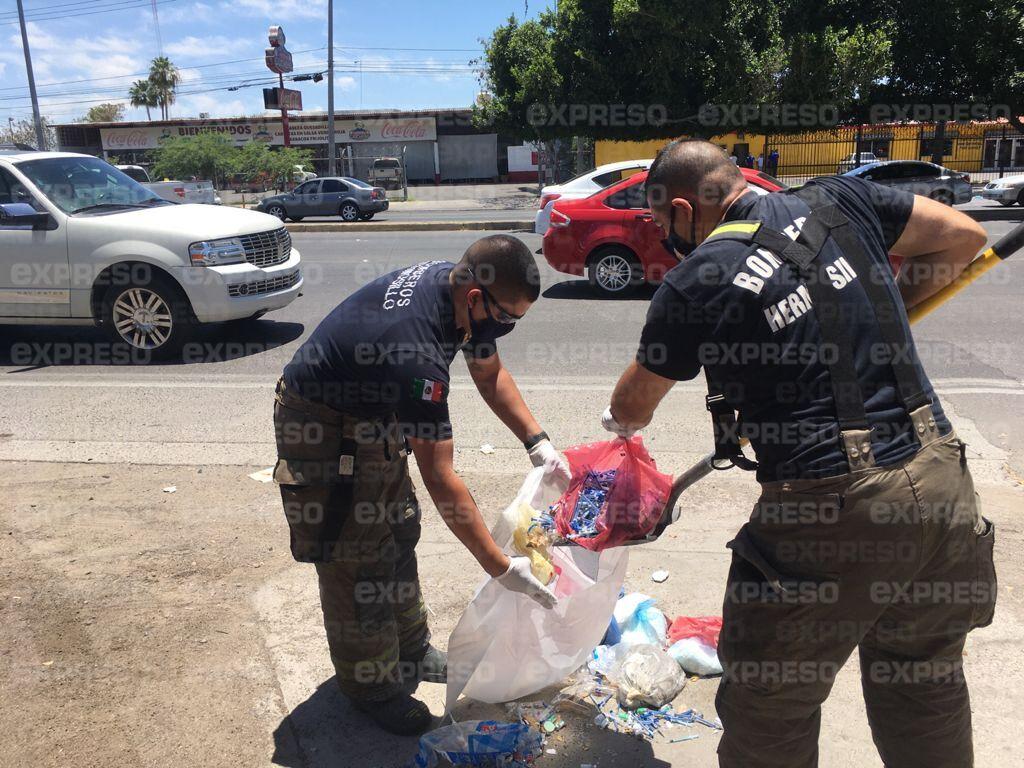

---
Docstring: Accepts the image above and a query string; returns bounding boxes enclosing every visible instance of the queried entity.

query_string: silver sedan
[981,174,1024,207]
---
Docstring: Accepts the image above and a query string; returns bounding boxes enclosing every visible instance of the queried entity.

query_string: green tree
[83,103,126,123]
[5,116,57,150]
[128,80,159,121]
[233,141,313,190]
[151,132,237,186]
[148,57,181,120]
[478,0,1022,139]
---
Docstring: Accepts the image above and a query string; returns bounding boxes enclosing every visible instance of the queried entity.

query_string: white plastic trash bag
[668,637,723,676]
[445,467,629,712]
[613,593,669,647]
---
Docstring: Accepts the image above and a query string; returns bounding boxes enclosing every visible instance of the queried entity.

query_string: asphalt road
[0,224,1022,478]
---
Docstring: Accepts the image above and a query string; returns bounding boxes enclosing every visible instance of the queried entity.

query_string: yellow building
[596,122,1021,181]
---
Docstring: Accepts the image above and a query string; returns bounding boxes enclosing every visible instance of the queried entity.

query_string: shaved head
[454,234,540,304]
[646,139,746,212]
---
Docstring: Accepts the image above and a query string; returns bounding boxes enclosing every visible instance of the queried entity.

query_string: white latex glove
[496,556,558,609]
[601,405,638,438]
[528,439,572,487]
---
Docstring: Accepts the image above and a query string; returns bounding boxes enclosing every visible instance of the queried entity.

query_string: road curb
[284,220,533,233]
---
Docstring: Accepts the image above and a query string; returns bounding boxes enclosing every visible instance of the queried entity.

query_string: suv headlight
[189,237,247,266]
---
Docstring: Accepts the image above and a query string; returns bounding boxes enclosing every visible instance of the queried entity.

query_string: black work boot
[351,693,433,736]
[401,644,448,684]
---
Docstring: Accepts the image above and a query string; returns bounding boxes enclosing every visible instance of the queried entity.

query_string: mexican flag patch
[412,378,445,403]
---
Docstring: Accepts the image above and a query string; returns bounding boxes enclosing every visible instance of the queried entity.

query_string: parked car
[229,172,272,193]
[293,164,317,183]
[0,150,301,355]
[115,164,221,205]
[543,167,786,296]
[535,159,653,235]
[367,157,403,190]
[980,174,1024,206]
[837,152,878,173]
[255,177,388,222]
[842,161,972,205]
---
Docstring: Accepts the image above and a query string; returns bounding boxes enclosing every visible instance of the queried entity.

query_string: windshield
[374,159,400,169]
[16,156,165,214]
[345,177,372,188]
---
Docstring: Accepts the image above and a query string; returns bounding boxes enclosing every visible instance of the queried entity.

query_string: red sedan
[542,167,787,296]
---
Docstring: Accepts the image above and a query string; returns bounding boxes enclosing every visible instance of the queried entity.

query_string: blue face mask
[661,204,697,259]
[469,288,514,344]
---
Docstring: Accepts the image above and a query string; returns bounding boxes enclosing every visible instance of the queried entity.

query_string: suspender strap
[704,367,758,471]
[827,221,932,413]
[792,187,934,416]
[752,224,871,433]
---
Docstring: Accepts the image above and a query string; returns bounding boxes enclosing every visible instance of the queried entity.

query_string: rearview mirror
[0,202,53,230]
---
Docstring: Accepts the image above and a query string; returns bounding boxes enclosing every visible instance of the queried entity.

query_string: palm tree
[128,79,158,121]
[148,57,181,120]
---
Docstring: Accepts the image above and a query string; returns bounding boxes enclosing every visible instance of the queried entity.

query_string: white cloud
[233,0,327,20]
[173,92,250,118]
[166,35,250,60]
[160,2,214,23]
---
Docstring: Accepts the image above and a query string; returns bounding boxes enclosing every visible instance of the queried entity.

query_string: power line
[0,63,330,101]
[0,47,328,92]
[0,0,150,17]
[333,45,482,52]
[0,0,179,25]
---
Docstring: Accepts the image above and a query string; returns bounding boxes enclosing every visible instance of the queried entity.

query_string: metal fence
[709,123,1024,186]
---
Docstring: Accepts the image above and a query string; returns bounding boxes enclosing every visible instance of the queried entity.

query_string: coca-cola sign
[381,119,431,140]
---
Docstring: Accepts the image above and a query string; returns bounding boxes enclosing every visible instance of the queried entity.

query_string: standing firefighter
[603,140,997,767]
[274,235,569,735]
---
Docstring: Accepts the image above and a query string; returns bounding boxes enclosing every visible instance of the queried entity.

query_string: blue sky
[0,0,549,125]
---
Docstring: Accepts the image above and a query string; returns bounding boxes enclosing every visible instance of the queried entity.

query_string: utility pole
[326,0,336,176]
[7,117,14,143]
[15,0,46,151]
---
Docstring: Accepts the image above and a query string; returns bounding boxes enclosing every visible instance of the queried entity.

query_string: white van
[0,150,302,356]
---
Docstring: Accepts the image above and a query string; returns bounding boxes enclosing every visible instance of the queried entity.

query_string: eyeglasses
[467,267,523,324]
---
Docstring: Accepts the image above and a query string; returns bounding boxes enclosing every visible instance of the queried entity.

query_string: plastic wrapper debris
[668,638,723,676]
[509,501,555,585]
[614,593,668,647]
[667,616,722,648]
[410,720,543,768]
[552,437,673,550]
[446,467,629,711]
[606,644,688,710]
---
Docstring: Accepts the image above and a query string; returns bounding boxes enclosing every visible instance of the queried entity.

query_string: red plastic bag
[668,616,723,648]
[552,437,673,551]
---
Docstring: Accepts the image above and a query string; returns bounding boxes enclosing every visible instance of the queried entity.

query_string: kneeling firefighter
[603,140,997,767]
[273,235,570,735]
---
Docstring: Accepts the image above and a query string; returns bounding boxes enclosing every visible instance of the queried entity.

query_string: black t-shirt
[283,260,511,441]
[637,175,951,481]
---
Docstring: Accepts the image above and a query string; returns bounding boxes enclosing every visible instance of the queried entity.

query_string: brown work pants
[717,432,997,768]
[272,379,429,702]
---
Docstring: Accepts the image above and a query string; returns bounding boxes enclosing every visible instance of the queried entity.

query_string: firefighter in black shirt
[604,140,996,768]
[275,235,569,735]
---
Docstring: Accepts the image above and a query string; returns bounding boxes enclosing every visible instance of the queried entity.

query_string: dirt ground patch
[1,461,1021,768]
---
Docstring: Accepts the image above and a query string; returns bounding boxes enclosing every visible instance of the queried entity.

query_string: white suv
[0,151,301,356]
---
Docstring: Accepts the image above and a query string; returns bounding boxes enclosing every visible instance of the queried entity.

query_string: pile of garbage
[589,591,723,706]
